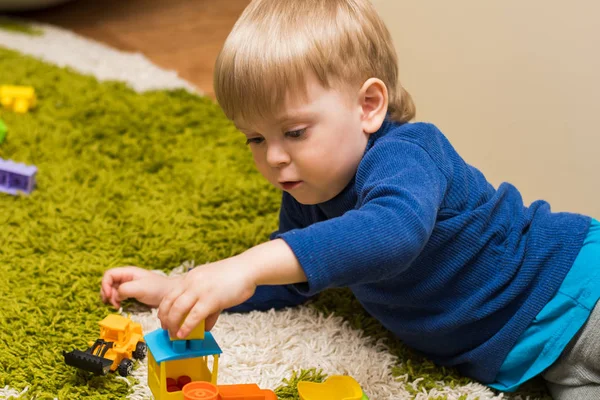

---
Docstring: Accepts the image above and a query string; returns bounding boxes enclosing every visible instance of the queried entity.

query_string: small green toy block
[0,118,6,144]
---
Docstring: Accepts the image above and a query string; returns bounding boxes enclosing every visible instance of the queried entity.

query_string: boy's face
[235,74,370,205]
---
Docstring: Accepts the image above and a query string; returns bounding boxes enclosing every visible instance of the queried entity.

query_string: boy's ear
[358,78,389,134]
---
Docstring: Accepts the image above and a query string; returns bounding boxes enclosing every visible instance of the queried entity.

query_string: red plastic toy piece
[168,385,181,392]
[167,378,178,387]
[178,375,193,388]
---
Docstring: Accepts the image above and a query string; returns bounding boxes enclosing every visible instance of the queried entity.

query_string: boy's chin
[288,191,337,206]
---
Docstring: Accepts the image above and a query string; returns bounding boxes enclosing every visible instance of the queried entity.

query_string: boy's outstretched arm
[225,192,314,313]
[223,284,310,313]
[157,238,306,338]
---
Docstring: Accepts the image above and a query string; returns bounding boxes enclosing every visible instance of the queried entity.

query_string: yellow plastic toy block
[297,375,369,400]
[170,318,205,341]
[0,85,36,113]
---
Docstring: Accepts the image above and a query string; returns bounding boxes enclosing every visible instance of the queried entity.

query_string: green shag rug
[0,43,551,400]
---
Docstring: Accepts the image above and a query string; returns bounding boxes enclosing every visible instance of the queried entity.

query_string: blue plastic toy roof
[144,328,222,363]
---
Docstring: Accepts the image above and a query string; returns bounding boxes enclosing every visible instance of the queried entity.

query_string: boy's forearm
[237,239,307,286]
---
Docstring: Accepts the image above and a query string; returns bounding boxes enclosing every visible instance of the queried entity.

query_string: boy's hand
[101,266,180,309]
[157,258,257,338]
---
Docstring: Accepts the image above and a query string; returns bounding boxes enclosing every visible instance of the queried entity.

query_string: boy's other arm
[276,138,448,296]
[158,239,305,338]
[225,192,313,313]
[240,238,307,285]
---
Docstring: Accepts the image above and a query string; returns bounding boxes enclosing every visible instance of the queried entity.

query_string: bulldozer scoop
[63,349,113,375]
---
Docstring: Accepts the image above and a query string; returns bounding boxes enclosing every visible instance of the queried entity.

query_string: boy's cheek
[255,165,276,185]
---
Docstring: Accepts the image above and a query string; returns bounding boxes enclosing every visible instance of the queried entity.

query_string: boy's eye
[245,137,264,145]
[285,128,306,138]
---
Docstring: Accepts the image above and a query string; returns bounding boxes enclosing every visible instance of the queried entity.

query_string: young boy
[100,0,600,398]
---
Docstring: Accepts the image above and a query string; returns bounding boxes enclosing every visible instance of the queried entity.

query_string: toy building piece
[0,85,36,113]
[297,375,369,400]
[63,314,146,377]
[0,118,6,144]
[0,158,37,195]
[171,318,206,350]
[181,381,277,400]
[181,382,219,400]
[215,383,277,399]
[145,327,222,400]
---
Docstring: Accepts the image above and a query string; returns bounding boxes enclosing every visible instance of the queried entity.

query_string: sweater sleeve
[225,192,314,313]
[277,138,447,296]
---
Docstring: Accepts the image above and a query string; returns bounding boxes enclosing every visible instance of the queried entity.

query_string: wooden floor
[14,0,252,98]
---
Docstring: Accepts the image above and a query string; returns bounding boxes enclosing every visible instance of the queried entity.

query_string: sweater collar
[317,176,357,218]
[366,115,394,152]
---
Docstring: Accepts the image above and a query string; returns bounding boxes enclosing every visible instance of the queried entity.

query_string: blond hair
[214,0,415,125]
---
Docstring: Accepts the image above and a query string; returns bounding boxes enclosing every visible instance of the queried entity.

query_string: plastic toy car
[63,314,147,377]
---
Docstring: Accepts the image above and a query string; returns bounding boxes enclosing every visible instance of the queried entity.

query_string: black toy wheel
[118,358,133,377]
[133,342,147,360]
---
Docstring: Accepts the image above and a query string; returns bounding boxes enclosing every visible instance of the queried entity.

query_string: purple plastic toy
[0,158,37,195]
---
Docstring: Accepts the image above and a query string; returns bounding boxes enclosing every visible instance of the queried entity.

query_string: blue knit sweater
[229,119,591,383]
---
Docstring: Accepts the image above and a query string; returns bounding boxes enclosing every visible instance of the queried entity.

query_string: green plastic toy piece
[0,118,6,144]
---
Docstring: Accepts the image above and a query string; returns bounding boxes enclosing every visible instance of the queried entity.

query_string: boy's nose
[266,144,291,167]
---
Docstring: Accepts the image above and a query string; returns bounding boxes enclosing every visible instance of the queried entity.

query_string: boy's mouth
[280,181,302,190]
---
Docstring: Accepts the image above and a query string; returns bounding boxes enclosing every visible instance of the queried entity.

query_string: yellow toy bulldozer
[63,314,147,377]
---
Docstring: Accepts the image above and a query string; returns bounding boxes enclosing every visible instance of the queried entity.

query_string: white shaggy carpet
[124,266,505,400]
[0,21,524,400]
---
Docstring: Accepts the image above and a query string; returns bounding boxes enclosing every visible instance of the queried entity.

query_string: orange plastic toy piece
[182,382,276,400]
[182,382,218,400]
[0,85,36,113]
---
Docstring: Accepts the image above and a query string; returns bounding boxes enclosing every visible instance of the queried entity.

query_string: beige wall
[372,0,600,218]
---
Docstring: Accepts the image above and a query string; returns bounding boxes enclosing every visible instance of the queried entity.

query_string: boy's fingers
[110,290,120,309]
[101,269,127,299]
[100,288,111,304]
[101,266,146,293]
[101,273,114,299]
[178,303,211,338]
[205,311,221,332]
[158,286,183,330]
[116,280,147,302]
[166,292,197,338]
